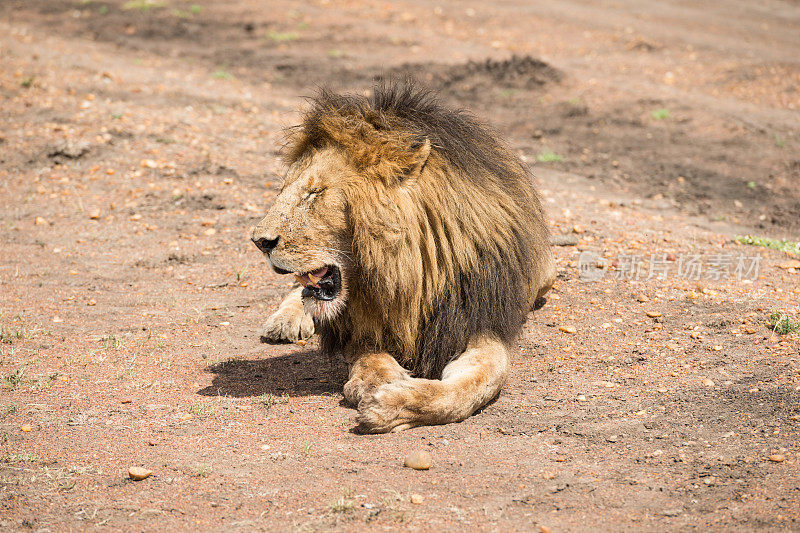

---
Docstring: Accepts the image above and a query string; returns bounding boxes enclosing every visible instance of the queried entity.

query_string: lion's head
[253,82,554,378]
[251,121,431,323]
[251,147,353,322]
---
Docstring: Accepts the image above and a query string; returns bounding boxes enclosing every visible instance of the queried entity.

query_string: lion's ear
[402,138,430,187]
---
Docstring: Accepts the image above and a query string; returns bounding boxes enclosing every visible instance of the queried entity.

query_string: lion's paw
[344,365,410,406]
[356,383,417,434]
[259,306,314,344]
[343,378,367,406]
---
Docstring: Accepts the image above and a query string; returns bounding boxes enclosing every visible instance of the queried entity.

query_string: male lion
[252,82,555,433]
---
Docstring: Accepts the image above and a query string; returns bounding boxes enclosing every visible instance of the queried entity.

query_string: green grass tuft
[651,108,670,120]
[255,393,289,410]
[768,311,800,335]
[122,0,166,12]
[536,150,563,163]
[266,31,299,42]
[329,488,355,513]
[735,235,800,256]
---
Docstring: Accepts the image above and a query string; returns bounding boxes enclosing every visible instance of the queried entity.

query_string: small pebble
[128,467,152,481]
[21,424,32,432]
[35,216,48,226]
[576,394,587,402]
[404,450,432,470]
[769,454,785,463]
[636,294,650,303]
[540,526,552,533]
[645,311,662,318]
[410,494,424,504]
[702,379,715,387]
[559,325,577,334]
[550,234,579,246]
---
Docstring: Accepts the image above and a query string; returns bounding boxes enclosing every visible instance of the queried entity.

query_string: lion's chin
[293,264,346,322]
[302,292,346,323]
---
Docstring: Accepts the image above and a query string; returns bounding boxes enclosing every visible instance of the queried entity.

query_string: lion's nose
[252,235,280,253]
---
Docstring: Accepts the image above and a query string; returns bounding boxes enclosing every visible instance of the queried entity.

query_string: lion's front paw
[259,306,314,344]
[343,365,410,406]
[343,378,367,406]
[356,383,418,434]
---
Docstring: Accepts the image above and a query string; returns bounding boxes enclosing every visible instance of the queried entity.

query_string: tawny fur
[252,81,555,432]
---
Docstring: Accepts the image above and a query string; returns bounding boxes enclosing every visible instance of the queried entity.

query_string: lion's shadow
[198,349,347,398]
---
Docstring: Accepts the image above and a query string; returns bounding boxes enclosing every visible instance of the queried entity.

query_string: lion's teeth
[307,273,320,284]
[294,274,305,285]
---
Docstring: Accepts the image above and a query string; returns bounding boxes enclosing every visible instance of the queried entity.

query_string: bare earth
[1,1,799,531]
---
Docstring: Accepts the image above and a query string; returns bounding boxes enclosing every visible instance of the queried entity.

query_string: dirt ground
[1,1,800,531]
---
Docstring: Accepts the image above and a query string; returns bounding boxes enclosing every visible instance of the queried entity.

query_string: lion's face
[252,147,352,321]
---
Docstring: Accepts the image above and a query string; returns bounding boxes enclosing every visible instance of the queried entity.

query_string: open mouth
[294,265,341,301]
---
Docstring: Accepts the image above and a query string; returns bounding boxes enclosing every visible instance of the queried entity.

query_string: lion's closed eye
[304,187,324,202]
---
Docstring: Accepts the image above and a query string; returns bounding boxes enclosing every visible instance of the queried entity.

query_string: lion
[251,81,555,433]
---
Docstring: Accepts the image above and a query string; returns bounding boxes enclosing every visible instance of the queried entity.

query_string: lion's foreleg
[343,352,411,406]
[259,286,315,343]
[356,334,508,433]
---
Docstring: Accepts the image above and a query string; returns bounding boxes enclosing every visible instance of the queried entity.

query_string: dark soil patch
[384,56,562,95]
